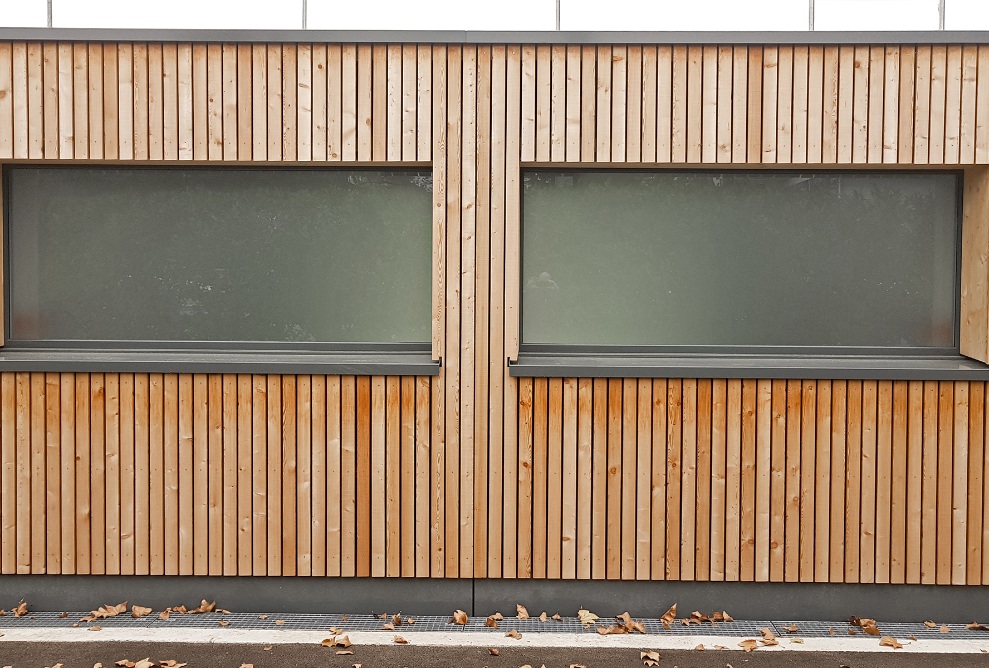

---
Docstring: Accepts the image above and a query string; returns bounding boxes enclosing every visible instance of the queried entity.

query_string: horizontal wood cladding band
[0,42,985,164]
[0,372,986,585]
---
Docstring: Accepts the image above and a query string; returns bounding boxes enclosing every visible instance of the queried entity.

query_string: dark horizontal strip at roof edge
[2,27,989,46]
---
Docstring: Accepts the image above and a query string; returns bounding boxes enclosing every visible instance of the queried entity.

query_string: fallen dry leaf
[538,611,548,622]
[783,623,799,633]
[57,612,69,619]
[405,618,416,625]
[335,650,354,656]
[321,635,352,648]
[880,636,903,649]
[217,620,230,627]
[941,625,950,634]
[381,622,395,630]
[759,627,778,646]
[712,610,733,623]
[516,604,529,619]
[694,644,705,651]
[577,608,599,626]
[393,635,408,644]
[908,634,918,640]
[966,621,989,631]
[274,619,285,625]
[258,614,269,620]
[159,662,187,668]
[239,665,253,668]
[506,629,522,639]
[392,614,402,626]
[329,626,345,635]
[660,603,677,626]
[451,609,468,625]
[13,600,29,617]
[131,605,152,619]
[488,648,500,656]
[848,628,857,635]
[596,624,627,635]
[641,650,660,667]
[485,615,500,629]
[191,600,216,614]
[924,620,937,628]
[552,613,562,621]
[89,625,102,631]
[791,638,805,644]
[739,639,758,653]
[158,610,170,621]
[262,647,272,651]
[829,627,836,636]
[849,616,881,635]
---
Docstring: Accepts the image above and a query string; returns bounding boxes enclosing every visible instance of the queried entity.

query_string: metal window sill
[509,353,989,381]
[0,348,441,376]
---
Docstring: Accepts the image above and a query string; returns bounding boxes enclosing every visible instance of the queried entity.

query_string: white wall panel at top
[560,0,808,31]
[52,0,304,29]
[0,0,48,27]
[945,0,989,30]
[815,0,939,30]
[307,0,556,30]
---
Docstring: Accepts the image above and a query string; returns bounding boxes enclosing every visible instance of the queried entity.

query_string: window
[5,166,433,349]
[521,170,959,355]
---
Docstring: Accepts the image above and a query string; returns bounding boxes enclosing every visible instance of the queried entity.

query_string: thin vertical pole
[302,0,308,29]
[939,0,945,30]
[47,0,53,28]
[808,0,815,31]
[556,0,561,31]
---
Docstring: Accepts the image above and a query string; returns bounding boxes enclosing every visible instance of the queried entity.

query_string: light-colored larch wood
[875,381,893,583]
[297,43,313,162]
[944,46,962,165]
[806,46,824,163]
[517,378,534,578]
[754,379,772,582]
[739,380,756,581]
[929,46,948,165]
[915,46,932,164]
[281,376,297,576]
[356,376,372,577]
[220,375,236,576]
[534,44,551,163]
[665,379,682,580]
[621,378,637,579]
[799,381,817,582]
[371,43,386,162]
[415,377,430,577]
[59,375,76,573]
[952,382,969,584]
[133,375,149,575]
[103,375,120,575]
[206,375,222,575]
[577,378,594,579]
[402,44,417,161]
[890,381,908,583]
[341,376,357,577]
[899,46,916,164]
[724,379,742,581]
[656,46,673,162]
[685,46,701,164]
[1,374,13,574]
[936,382,954,584]
[775,45,793,163]
[710,380,728,581]
[784,380,801,581]
[671,46,687,163]
[580,45,595,162]
[634,378,651,580]
[859,381,878,583]
[852,46,869,163]
[595,45,611,162]
[967,383,984,584]
[695,379,713,581]
[640,46,656,163]
[44,374,60,574]
[961,46,977,165]
[761,46,778,163]
[845,382,863,581]
[867,46,885,163]
[921,381,939,583]
[547,378,564,579]
[906,381,924,583]
[883,46,900,163]
[400,376,415,577]
[177,375,194,575]
[829,381,847,582]
[533,378,549,579]
[625,45,641,163]
[370,376,386,577]
[716,45,732,164]
[521,44,537,162]
[770,380,787,581]
[90,374,106,575]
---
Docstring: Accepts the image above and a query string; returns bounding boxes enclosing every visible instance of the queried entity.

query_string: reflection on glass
[9,167,432,344]
[522,171,958,349]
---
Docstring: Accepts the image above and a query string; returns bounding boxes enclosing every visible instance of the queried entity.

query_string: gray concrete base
[474,580,989,623]
[1,576,986,622]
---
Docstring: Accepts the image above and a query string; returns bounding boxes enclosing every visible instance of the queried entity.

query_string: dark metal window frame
[512,166,985,380]
[0,163,439,375]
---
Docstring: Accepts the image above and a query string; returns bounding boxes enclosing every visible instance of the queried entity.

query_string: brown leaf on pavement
[114,660,135,667]
[274,620,285,625]
[131,606,152,619]
[966,621,989,631]
[392,614,402,626]
[321,635,352,648]
[849,616,881,635]
[217,620,230,627]
[759,627,778,646]
[13,600,29,617]
[640,650,660,667]
[381,622,395,630]
[405,618,416,625]
[258,615,269,620]
[941,625,950,633]
[538,611,548,622]
[189,600,215,614]
[924,620,937,628]
[158,611,170,621]
[739,639,758,652]
[158,661,188,667]
[89,625,102,631]
[329,626,345,635]
[596,624,627,635]
[712,611,733,623]
[659,603,676,626]
[879,636,903,649]
[393,635,408,644]
[451,609,468,625]
[783,623,798,633]
[829,627,836,636]
[552,613,562,621]
[485,615,500,628]
[335,650,354,655]
[577,608,599,626]
[134,660,154,668]
[693,644,705,651]
[488,648,500,656]
[57,612,69,619]
[506,629,522,639]
[516,604,529,619]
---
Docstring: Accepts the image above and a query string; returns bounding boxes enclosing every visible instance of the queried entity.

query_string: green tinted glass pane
[9,168,432,344]
[522,171,958,348]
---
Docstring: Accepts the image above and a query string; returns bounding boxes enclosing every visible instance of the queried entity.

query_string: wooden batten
[961,166,989,363]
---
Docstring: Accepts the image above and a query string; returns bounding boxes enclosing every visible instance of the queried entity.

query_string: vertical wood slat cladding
[1,41,989,583]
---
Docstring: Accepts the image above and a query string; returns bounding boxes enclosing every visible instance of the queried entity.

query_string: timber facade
[1,30,989,614]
